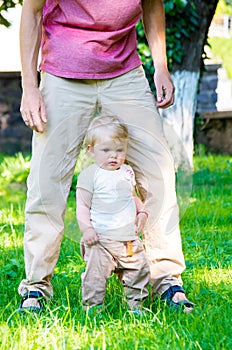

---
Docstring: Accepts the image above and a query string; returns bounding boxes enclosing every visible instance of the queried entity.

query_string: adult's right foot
[19,291,44,313]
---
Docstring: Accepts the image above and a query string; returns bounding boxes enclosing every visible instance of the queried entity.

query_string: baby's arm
[76,187,99,245]
[132,188,148,235]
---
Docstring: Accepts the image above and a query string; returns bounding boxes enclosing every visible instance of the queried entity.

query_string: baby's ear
[87,144,94,156]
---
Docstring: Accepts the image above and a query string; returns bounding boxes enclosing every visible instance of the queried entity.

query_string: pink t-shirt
[40,0,142,79]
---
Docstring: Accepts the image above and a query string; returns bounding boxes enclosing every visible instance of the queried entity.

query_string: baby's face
[89,131,127,171]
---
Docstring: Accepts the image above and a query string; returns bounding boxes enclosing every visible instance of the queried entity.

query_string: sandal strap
[161,285,185,301]
[22,291,44,300]
[177,299,195,308]
[161,285,195,311]
[20,291,44,311]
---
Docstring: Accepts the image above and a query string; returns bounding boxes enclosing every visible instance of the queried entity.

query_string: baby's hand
[135,212,148,235]
[83,229,99,246]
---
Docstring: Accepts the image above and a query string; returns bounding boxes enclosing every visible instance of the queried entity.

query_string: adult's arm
[20,0,47,132]
[142,0,175,108]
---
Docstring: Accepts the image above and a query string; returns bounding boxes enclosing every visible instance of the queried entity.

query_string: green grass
[0,152,231,349]
[209,36,232,79]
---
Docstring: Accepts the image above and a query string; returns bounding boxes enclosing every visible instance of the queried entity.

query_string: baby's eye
[102,148,109,152]
[117,149,124,152]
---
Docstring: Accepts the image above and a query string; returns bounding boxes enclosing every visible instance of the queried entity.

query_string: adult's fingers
[20,89,47,132]
[154,69,175,109]
[21,110,33,127]
[156,88,175,108]
[29,111,45,133]
[21,107,45,133]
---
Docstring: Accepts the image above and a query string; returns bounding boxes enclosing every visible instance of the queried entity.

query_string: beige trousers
[81,238,150,310]
[18,66,185,299]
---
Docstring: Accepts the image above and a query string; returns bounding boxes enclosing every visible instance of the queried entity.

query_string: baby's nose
[110,151,117,158]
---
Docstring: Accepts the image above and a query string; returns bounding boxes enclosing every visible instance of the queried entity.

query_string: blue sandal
[161,285,195,312]
[19,291,45,314]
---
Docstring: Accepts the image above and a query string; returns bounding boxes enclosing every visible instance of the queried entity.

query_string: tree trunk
[160,70,200,169]
[160,0,219,168]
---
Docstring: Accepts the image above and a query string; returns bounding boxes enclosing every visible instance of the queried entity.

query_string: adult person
[18,0,194,313]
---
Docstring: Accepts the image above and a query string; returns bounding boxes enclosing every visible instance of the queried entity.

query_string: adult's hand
[154,67,175,109]
[20,87,47,133]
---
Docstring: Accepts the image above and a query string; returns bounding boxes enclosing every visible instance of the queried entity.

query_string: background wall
[0,72,32,154]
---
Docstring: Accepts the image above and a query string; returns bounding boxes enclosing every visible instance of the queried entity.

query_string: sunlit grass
[209,36,232,78]
[0,152,231,349]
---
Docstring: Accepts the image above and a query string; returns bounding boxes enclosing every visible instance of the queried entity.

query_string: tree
[163,0,219,168]
[138,0,219,168]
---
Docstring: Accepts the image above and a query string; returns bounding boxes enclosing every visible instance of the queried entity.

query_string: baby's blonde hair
[85,115,129,146]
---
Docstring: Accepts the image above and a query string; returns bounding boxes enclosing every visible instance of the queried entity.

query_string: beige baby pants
[18,66,185,299]
[81,238,150,310]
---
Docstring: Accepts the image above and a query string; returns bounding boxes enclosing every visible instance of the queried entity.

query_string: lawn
[0,152,231,349]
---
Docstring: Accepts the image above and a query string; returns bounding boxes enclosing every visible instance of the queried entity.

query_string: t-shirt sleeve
[76,165,95,193]
[125,164,136,187]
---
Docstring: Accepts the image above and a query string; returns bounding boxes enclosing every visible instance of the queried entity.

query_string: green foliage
[164,0,199,69]
[137,0,199,93]
[0,0,22,27]
[209,36,232,78]
[216,0,232,15]
[0,152,232,348]
[0,152,30,185]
